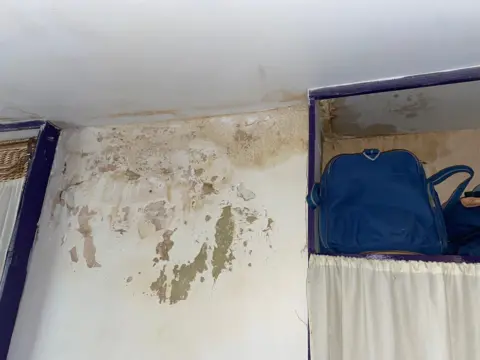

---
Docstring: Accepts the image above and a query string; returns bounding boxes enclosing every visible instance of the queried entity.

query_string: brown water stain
[246,215,258,224]
[391,93,429,117]
[263,218,274,232]
[69,246,78,263]
[212,206,235,281]
[261,89,305,103]
[156,229,176,261]
[198,105,308,168]
[330,99,400,137]
[169,243,208,304]
[98,163,117,173]
[125,169,141,181]
[202,182,216,196]
[322,131,451,168]
[109,109,177,119]
[77,206,101,268]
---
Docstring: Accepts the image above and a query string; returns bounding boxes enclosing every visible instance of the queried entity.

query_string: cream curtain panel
[0,178,25,279]
[308,255,480,360]
[0,138,31,280]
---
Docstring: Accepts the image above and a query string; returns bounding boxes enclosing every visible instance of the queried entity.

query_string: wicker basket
[0,138,35,182]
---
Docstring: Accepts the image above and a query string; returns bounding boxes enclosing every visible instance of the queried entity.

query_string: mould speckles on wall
[47,104,306,304]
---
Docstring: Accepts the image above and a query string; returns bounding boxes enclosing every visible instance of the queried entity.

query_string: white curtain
[308,255,480,360]
[0,178,25,279]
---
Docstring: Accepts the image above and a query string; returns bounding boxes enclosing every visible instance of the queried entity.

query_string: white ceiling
[1,0,480,126]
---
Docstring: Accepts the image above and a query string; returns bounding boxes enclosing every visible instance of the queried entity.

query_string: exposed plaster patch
[142,200,174,231]
[237,183,256,201]
[150,265,168,303]
[170,243,208,304]
[212,206,235,281]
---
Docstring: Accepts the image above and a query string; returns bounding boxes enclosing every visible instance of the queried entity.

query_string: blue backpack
[443,185,480,256]
[307,149,473,255]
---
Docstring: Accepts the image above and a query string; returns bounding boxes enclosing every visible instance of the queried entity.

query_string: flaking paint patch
[69,246,78,263]
[143,200,173,231]
[212,206,235,281]
[202,182,217,196]
[169,243,208,304]
[125,169,141,181]
[264,218,274,233]
[150,265,168,303]
[77,206,101,268]
[156,229,176,261]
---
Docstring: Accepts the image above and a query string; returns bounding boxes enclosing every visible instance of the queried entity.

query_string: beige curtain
[308,255,480,360]
[0,139,32,279]
[0,179,25,278]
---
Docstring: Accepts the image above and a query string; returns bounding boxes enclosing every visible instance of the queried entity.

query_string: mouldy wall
[8,105,308,360]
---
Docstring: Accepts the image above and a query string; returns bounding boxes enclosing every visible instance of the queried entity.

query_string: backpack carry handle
[428,165,474,210]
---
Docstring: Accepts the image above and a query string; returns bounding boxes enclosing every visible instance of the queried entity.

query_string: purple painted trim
[0,121,59,359]
[340,253,480,264]
[0,120,45,132]
[308,66,480,100]
[307,99,316,254]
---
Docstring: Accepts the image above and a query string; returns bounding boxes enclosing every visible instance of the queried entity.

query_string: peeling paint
[170,243,208,304]
[212,206,235,281]
[125,169,141,181]
[156,229,176,261]
[237,183,256,201]
[77,206,101,268]
[263,218,274,233]
[69,246,78,263]
[202,182,216,196]
[143,200,173,231]
[150,265,168,303]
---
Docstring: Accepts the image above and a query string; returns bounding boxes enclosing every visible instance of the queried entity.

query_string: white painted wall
[2,0,480,126]
[8,106,308,360]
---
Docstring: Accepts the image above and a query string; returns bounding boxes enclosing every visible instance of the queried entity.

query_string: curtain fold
[0,178,25,279]
[308,255,480,360]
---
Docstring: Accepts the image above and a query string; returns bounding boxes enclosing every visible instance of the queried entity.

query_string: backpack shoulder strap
[307,183,321,209]
[428,165,474,210]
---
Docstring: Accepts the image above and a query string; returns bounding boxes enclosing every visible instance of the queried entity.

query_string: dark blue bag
[444,185,480,256]
[307,149,473,255]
